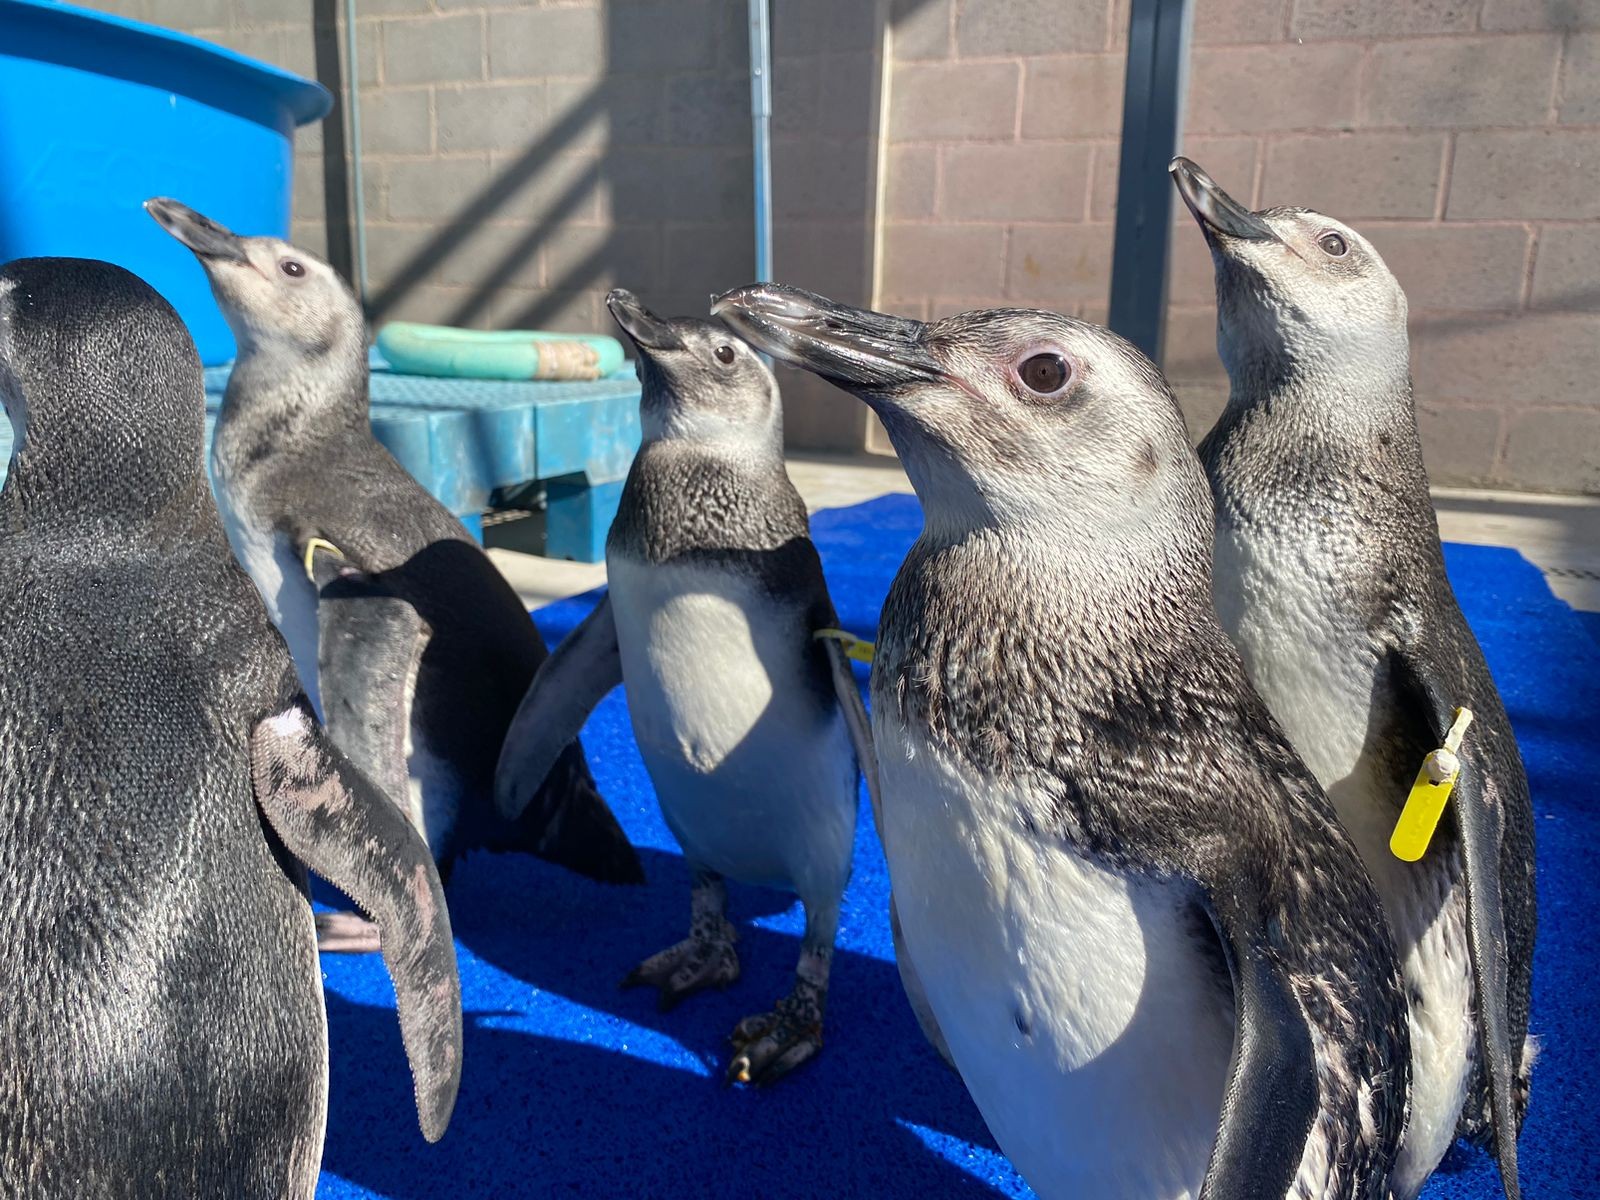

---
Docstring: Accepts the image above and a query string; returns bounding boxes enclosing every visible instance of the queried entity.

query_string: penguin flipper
[494,594,623,822]
[1199,888,1319,1200]
[250,699,462,1144]
[1390,645,1522,1200]
[819,637,951,1066]
[314,561,429,818]
[820,637,880,822]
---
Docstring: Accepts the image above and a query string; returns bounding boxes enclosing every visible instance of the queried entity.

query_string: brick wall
[79,0,1599,490]
[882,0,1600,492]
[87,0,767,334]
[82,0,885,451]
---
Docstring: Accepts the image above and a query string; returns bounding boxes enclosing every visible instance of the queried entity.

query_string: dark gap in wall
[310,0,354,287]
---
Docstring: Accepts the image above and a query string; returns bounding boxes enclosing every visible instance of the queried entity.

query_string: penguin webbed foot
[315,909,383,954]
[725,980,826,1087]
[621,919,741,1012]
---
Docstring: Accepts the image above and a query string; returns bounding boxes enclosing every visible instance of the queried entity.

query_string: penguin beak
[607,289,685,352]
[144,197,251,266]
[711,284,943,393]
[1169,158,1279,244]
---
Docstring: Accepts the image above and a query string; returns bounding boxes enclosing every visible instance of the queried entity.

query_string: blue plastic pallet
[0,360,642,562]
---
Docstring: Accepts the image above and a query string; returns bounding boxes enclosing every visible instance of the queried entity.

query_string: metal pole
[1106,0,1193,364]
[747,0,773,284]
[343,0,370,300]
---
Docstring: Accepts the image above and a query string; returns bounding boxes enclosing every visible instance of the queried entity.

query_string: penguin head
[0,257,206,524]
[714,283,1210,557]
[607,289,781,449]
[1170,157,1409,389]
[146,198,362,361]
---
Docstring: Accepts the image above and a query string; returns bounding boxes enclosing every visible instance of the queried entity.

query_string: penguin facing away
[1171,157,1535,1200]
[716,282,1412,1200]
[0,258,460,1197]
[496,289,920,1083]
[145,199,643,950]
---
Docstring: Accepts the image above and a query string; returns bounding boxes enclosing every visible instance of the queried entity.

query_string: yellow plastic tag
[813,627,875,665]
[302,537,346,582]
[1390,707,1474,863]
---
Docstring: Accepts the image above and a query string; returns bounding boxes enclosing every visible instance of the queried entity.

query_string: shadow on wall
[304,0,939,342]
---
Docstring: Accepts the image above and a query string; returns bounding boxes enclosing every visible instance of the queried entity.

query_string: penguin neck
[1218,310,1412,429]
[611,435,807,564]
[1205,352,1432,534]
[220,347,372,447]
[896,421,1218,610]
[878,521,1224,764]
[903,510,1216,650]
[1,430,215,543]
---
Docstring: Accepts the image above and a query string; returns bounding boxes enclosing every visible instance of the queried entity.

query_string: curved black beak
[144,197,250,265]
[606,288,684,352]
[711,283,941,392]
[1169,157,1278,243]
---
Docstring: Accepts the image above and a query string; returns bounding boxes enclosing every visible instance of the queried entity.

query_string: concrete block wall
[82,0,1599,489]
[88,0,767,335]
[82,0,885,450]
[881,0,1600,491]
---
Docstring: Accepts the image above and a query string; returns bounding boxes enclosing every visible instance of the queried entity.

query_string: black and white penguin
[496,289,916,1084]
[716,282,1412,1199]
[146,199,643,950]
[1171,156,1536,1200]
[0,257,461,1196]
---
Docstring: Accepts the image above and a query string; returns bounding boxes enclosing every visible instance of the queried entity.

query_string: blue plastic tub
[0,0,330,363]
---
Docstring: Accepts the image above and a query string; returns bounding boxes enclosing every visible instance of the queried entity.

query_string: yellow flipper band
[813,628,875,665]
[302,537,346,582]
[1390,707,1474,863]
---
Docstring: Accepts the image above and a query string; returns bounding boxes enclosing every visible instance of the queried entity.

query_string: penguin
[0,257,461,1197]
[715,282,1412,1199]
[145,198,643,951]
[495,289,933,1084]
[1170,156,1536,1200]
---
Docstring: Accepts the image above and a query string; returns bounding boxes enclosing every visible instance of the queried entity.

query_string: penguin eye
[714,344,736,365]
[279,259,306,278]
[1318,233,1348,257]
[1016,352,1071,396]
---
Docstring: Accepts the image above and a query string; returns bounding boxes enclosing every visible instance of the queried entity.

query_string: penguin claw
[621,929,740,1011]
[724,1008,824,1087]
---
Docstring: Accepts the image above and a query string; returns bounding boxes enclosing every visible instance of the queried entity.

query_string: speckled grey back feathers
[0,259,329,1196]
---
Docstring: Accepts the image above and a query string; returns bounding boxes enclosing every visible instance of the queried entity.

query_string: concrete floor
[490,453,1600,615]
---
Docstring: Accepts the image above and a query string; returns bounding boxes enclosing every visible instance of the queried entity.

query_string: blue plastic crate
[1,361,642,562]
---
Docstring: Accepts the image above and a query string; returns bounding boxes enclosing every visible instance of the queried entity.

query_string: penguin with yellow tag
[147,199,644,954]
[1173,157,1536,1200]
[717,283,1411,1200]
[496,291,942,1084]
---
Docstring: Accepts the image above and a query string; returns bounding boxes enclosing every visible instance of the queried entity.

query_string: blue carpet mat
[313,493,1597,1199]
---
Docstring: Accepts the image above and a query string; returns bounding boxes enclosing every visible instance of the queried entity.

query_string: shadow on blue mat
[313,494,1598,1199]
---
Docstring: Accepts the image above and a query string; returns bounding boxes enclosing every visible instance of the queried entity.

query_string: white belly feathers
[876,716,1237,1200]
[607,553,857,897]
